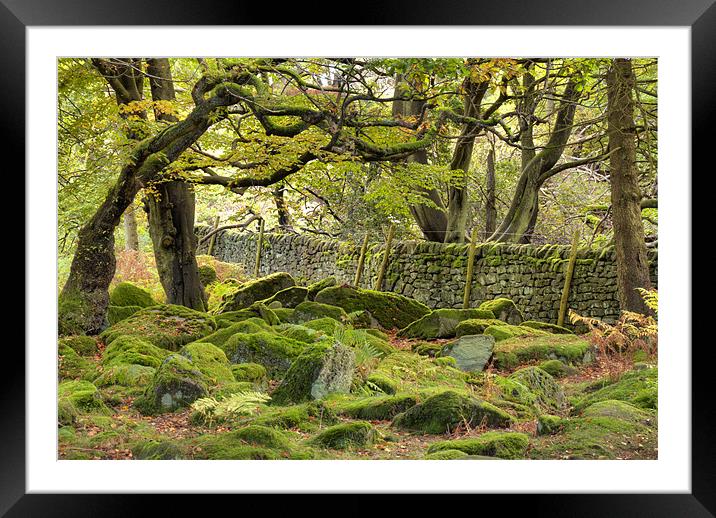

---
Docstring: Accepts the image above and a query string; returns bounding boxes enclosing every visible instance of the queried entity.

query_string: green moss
[221,332,306,378]
[538,359,578,378]
[412,342,445,357]
[134,354,209,415]
[59,335,98,356]
[454,318,505,337]
[197,318,274,348]
[233,425,293,449]
[102,335,170,369]
[198,264,217,286]
[272,308,295,323]
[293,301,348,323]
[262,286,308,308]
[187,427,314,460]
[391,390,514,434]
[275,323,325,343]
[315,286,430,329]
[302,317,342,335]
[572,368,658,412]
[247,302,280,326]
[493,335,593,369]
[365,373,399,395]
[424,449,470,460]
[509,367,565,413]
[347,328,395,357]
[107,305,143,325]
[215,272,296,313]
[537,414,564,435]
[372,351,468,393]
[398,309,496,339]
[484,324,549,341]
[364,328,390,341]
[310,421,377,450]
[478,298,523,324]
[179,342,234,385]
[208,381,256,399]
[307,276,337,300]
[522,321,574,335]
[109,282,156,308]
[94,363,156,388]
[335,394,418,420]
[58,343,97,381]
[100,304,217,351]
[58,380,110,426]
[231,363,268,383]
[248,401,338,431]
[57,290,93,336]
[427,431,529,459]
[271,343,355,405]
[132,440,184,460]
[434,356,457,368]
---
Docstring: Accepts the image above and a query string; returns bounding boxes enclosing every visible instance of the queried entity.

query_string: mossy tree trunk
[144,58,207,311]
[484,146,497,238]
[607,58,653,314]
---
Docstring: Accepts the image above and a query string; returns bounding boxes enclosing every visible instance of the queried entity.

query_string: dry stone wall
[199,227,658,323]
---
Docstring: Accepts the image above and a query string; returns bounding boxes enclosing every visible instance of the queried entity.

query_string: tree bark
[272,184,293,230]
[123,204,139,251]
[607,58,653,314]
[144,58,207,310]
[484,146,497,238]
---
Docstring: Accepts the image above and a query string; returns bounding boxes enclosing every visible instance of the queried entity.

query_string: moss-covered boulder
[250,401,338,431]
[335,394,418,420]
[303,317,342,335]
[522,321,574,334]
[455,318,505,337]
[309,421,377,450]
[59,335,98,357]
[315,286,430,329]
[100,304,217,351]
[572,367,657,412]
[101,335,171,369]
[261,286,308,308]
[441,334,495,373]
[484,324,550,341]
[391,390,514,434]
[372,351,468,393]
[306,276,337,300]
[412,342,445,358]
[398,308,496,339]
[428,431,530,459]
[94,363,156,389]
[109,282,156,308]
[509,366,565,413]
[58,343,97,380]
[478,298,524,324]
[179,342,234,385]
[231,363,268,385]
[271,342,355,404]
[493,334,593,369]
[134,354,209,415]
[197,318,274,348]
[424,449,470,460]
[187,426,314,459]
[215,272,296,313]
[293,301,348,323]
[537,414,564,435]
[107,305,143,326]
[198,264,217,286]
[58,380,110,426]
[221,332,306,377]
[538,359,578,378]
[365,373,399,395]
[274,323,326,344]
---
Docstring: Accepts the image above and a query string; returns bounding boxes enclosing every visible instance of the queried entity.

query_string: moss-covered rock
[221,332,306,377]
[509,367,565,413]
[427,431,530,459]
[303,317,342,335]
[101,335,170,369]
[198,264,217,286]
[315,286,430,329]
[398,309,496,339]
[274,323,325,344]
[262,286,308,308]
[58,380,110,426]
[335,394,418,420]
[197,317,274,348]
[391,390,514,434]
[233,425,293,449]
[412,342,445,358]
[271,343,355,405]
[522,321,574,334]
[100,304,217,351]
[186,426,314,460]
[134,354,209,415]
[372,351,468,393]
[59,335,98,357]
[365,373,399,395]
[537,414,564,435]
[306,276,337,300]
[94,363,156,388]
[272,307,295,323]
[293,301,348,323]
[572,368,657,412]
[424,449,471,460]
[539,359,578,378]
[109,282,156,308]
[107,305,143,326]
[215,272,296,313]
[493,335,593,369]
[309,421,377,449]
[58,343,97,381]
[342,328,395,357]
[246,302,280,326]
[454,318,505,337]
[231,363,268,386]
[132,440,184,460]
[441,335,495,373]
[249,401,338,431]
[478,298,524,325]
[484,324,550,342]
[179,342,234,385]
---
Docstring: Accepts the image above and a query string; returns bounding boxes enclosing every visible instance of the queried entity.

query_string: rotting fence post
[254,218,265,278]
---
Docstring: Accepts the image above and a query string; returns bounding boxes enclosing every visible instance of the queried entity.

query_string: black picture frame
[6,1,710,514]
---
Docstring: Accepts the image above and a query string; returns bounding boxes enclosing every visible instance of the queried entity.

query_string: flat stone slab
[441,334,495,372]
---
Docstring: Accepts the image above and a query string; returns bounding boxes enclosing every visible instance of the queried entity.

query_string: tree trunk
[144,58,207,310]
[123,204,139,251]
[484,147,497,238]
[607,58,653,314]
[272,184,293,230]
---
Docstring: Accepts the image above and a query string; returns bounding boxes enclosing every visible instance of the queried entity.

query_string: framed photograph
[7,0,710,513]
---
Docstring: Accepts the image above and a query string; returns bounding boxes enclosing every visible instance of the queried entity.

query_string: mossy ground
[58,278,657,461]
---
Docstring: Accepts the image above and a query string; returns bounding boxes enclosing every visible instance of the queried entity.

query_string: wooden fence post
[557,230,580,326]
[354,234,369,287]
[374,224,395,291]
[207,215,220,256]
[463,227,479,309]
[254,218,265,277]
